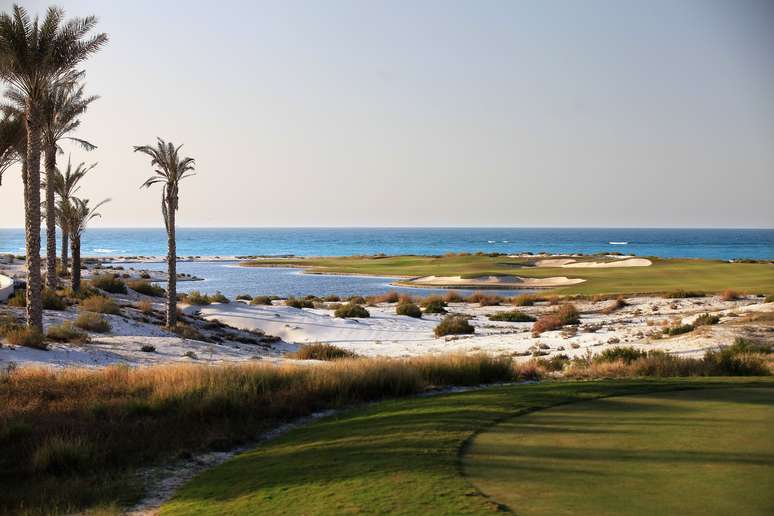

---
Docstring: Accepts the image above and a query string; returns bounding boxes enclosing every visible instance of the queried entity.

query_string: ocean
[0,228,772,260]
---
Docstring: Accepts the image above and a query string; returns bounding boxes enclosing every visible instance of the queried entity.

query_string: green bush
[704,348,770,376]
[286,297,313,309]
[334,303,370,318]
[0,315,22,339]
[210,292,229,303]
[421,296,448,314]
[693,313,720,326]
[511,294,538,306]
[396,302,422,318]
[42,289,66,311]
[236,294,253,301]
[727,337,772,355]
[595,346,647,364]
[5,326,46,349]
[127,280,165,298]
[46,321,89,343]
[323,295,341,302]
[764,294,774,303]
[90,274,127,294]
[74,312,111,333]
[250,295,273,305]
[663,324,694,336]
[664,289,704,299]
[7,290,25,307]
[185,291,211,305]
[348,296,366,305]
[80,295,120,315]
[434,315,474,337]
[291,343,358,361]
[488,310,535,322]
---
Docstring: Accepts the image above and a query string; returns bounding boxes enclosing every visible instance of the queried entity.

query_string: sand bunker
[406,275,585,288]
[536,258,652,268]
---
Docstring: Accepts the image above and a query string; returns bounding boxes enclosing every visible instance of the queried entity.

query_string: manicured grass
[160,378,772,515]
[241,255,774,296]
[464,387,774,515]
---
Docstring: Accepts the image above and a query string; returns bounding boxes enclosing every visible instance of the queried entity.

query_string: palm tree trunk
[44,144,58,289]
[24,106,43,330]
[71,234,81,292]
[166,194,177,328]
[61,230,69,274]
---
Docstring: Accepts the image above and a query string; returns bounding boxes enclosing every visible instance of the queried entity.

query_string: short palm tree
[62,197,108,292]
[50,157,97,272]
[0,4,107,329]
[135,138,196,328]
[39,81,99,288]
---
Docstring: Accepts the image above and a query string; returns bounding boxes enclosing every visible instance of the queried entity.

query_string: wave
[609,242,628,245]
[487,240,496,244]
[93,248,119,253]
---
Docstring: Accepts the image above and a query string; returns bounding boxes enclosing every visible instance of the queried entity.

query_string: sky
[1,0,773,228]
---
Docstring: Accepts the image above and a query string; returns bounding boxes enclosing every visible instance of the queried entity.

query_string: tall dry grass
[0,354,520,514]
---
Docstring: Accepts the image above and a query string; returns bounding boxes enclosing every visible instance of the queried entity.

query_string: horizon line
[1,225,774,231]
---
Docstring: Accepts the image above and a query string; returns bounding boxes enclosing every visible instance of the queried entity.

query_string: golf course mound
[463,387,774,515]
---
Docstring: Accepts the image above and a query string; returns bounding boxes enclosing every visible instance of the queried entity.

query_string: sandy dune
[536,258,652,268]
[405,275,585,288]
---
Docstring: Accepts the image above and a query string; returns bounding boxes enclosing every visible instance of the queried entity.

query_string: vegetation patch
[74,312,111,333]
[90,274,128,294]
[250,295,273,305]
[127,280,165,298]
[334,303,370,318]
[396,302,422,318]
[4,327,46,349]
[46,321,89,344]
[488,310,536,322]
[291,343,358,361]
[80,295,120,315]
[532,304,580,335]
[434,315,474,337]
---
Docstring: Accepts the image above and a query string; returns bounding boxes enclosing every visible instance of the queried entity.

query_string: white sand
[536,258,652,268]
[405,275,585,288]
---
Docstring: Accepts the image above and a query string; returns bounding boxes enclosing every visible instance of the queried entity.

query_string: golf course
[160,379,774,515]
[241,255,774,296]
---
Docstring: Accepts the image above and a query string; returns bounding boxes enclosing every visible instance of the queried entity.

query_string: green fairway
[160,379,773,515]
[241,255,774,296]
[464,387,774,515]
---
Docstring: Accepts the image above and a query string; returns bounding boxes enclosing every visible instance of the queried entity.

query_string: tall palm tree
[62,196,108,292]
[135,138,196,328]
[40,81,99,288]
[0,109,23,186]
[0,5,107,329]
[50,157,96,272]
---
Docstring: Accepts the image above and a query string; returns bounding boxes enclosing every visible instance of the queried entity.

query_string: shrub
[663,324,693,336]
[664,289,704,299]
[600,297,628,314]
[31,436,94,475]
[511,294,539,306]
[720,289,740,301]
[704,348,770,376]
[348,296,366,305]
[372,291,399,304]
[235,294,252,301]
[139,272,152,279]
[74,312,111,333]
[184,291,211,305]
[291,343,358,361]
[90,274,127,294]
[42,289,66,311]
[210,292,229,303]
[80,295,120,315]
[478,295,502,306]
[693,313,720,326]
[127,280,165,297]
[444,290,463,303]
[323,295,341,302]
[140,345,156,353]
[334,303,370,318]
[46,321,89,343]
[532,304,580,336]
[250,295,273,305]
[135,299,154,315]
[488,310,536,322]
[434,315,474,337]
[536,353,570,372]
[7,290,25,307]
[396,302,422,318]
[5,327,46,349]
[421,296,447,314]
[0,315,22,338]
[173,323,205,341]
[286,297,313,309]
[595,346,646,364]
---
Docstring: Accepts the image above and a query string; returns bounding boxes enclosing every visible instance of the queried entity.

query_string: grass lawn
[241,255,774,296]
[464,387,774,515]
[161,379,773,515]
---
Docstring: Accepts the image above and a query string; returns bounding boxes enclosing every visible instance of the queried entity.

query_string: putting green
[463,388,774,515]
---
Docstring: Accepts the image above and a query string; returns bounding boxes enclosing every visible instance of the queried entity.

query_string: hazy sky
[1,0,773,228]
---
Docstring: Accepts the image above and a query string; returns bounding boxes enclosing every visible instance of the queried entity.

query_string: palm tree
[0,5,107,329]
[50,157,96,272]
[135,138,196,328]
[0,109,24,186]
[62,197,108,292]
[40,81,99,288]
